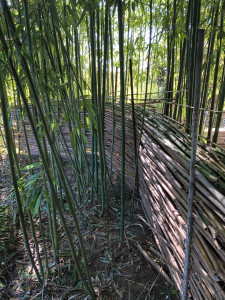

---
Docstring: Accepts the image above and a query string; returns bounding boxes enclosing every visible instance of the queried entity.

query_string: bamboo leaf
[21,163,42,171]
[20,48,35,66]
[60,22,73,41]
[65,15,75,27]
[80,129,89,144]
[76,9,87,26]
[44,190,50,205]
[50,0,60,25]
[9,110,16,128]
[13,24,23,39]
[32,191,42,217]
[25,177,40,188]
[70,127,77,150]
[86,116,93,135]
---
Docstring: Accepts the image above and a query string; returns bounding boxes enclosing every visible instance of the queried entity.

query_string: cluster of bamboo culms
[0,0,98,297]
[104,102,225,299]
[0,0,125,298]
[163,0,225,145]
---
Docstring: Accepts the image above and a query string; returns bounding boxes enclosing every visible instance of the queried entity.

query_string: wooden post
[182,29,205,300]
[129,58,139,199]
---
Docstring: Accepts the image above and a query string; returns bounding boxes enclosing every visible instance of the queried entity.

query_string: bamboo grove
[0,0,225,299]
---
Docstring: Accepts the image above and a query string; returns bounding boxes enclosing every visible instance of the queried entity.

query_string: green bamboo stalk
[125,1,131,97]
[199,2,219,135]
[207,1,224,142]
[129,58,139,214]
[109,12,115,176]
[186,0,201,132]
[183,29,205,300]
[173,0,191,120]
[28,211,45,279]
[90,10,106,211]
[90,10,100,200]
[100,3,109,207]
[212,60,225,144]
[0,63,43,285]
[118,0,126,241]
[38,208,50,276]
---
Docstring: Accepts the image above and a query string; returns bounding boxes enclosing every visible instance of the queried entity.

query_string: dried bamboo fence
[104,103,225,299]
